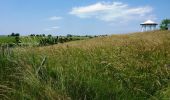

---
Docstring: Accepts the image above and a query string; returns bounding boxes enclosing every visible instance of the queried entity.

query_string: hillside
[1,30,170,100]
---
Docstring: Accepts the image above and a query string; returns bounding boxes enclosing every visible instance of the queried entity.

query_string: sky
[0,0,170,36]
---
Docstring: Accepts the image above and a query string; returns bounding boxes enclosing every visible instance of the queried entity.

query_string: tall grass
[1,30,170,99]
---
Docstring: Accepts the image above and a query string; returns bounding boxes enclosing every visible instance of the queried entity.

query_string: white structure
[140,20,158,32]
[168,24,170,30]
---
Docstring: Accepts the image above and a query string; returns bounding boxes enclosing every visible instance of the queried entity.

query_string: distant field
[0,36,15,44]
[0,36,91,46]
[1,30,170,100]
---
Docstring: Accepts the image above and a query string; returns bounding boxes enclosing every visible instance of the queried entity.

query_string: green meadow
[0,36,15,44]
[1,30,170,100]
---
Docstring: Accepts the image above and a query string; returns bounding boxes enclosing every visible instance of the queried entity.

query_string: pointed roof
[140,20,158,25]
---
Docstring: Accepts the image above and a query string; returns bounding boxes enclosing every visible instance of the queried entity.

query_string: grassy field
[0,36,15,44]
[0,35,91,47]
[1,30,170,100]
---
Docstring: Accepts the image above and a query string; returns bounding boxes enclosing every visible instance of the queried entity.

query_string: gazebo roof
[140,20,158,25]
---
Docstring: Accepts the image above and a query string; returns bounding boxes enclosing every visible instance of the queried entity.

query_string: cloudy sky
[0,0,169,35]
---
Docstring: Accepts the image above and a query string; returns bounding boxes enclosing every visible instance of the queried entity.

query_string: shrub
[160,19,170,30]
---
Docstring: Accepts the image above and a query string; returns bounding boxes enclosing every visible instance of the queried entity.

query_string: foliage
[0,33,21,46]
[39,37,58,45]
[39,36,84,46]
[0,34,89,47]
[160,19,170,30]
[15,36,21,45]
[10,33,20,37]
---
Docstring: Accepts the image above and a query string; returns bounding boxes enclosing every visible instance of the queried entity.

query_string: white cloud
[49,16,63,21]
[70,2,155,22]
[44,26,60,31]
[51,26,60,29]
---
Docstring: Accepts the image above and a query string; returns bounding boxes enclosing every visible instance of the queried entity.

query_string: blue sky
[0,0,169,35]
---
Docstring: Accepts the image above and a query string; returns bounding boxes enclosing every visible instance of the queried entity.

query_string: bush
[39,37,58,46]
[10,33,20,37]
[160,19,170,30]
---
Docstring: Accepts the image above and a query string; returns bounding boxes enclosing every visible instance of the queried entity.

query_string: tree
[160,19,170,30]
[67,34,72,37]
[36,34,40,37]
[15,33,20,36]
[48,34,52,37]
[11,33,15,36]
[30,34,35,36]
[10,33,20,37]
[42,34,45,37]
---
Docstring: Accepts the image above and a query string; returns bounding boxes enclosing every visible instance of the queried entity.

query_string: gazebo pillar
[153,25,156,30]
[141,25,147,32]
[141,25,144,32]
[168,24,170,30]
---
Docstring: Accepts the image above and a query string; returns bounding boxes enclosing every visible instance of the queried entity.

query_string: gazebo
[168,24,170,30]
[140,20,158,32]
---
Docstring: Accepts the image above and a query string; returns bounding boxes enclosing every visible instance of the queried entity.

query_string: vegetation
[39,36,84,46]
[0,36,15,44]
[0,30,170,100]
[0,34,93,47]
[160,19,170,30]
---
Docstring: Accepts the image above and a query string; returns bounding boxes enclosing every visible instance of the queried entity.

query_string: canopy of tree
[160,19,170,30]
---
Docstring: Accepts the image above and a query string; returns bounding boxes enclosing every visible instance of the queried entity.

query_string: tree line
[7,33,94,46]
